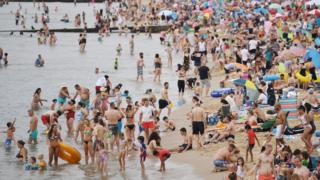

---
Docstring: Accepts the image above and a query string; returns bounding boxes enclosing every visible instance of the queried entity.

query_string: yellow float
[295,71,312,83]
[58,142,81,164]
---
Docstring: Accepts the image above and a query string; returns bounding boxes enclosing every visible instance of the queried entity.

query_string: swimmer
[16,140,28,162]
[114,57,119,70]
[37,154,47,170]
[116,44,122,56]
[25,156,39,171]
[28,109,38,144]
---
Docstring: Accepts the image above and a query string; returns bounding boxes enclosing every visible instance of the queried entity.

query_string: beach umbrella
[307,9,320,16]
[269,3,283,13]
[254,7,269,15]
[233,78,246,86]
[306,0,320,6]
[315,37,320,46]
[170,12,178,20]
[304,49,320,69]
[279,47,307,59]
[245,80,257,90]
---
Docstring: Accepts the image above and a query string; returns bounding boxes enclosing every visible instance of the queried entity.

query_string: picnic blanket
[279,98,298,120]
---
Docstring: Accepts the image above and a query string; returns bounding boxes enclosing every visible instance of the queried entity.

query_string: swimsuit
[57,96,67,104]
[29,129,38,140]
[66,110,75,120]
[5,139,12,145]
[140,143,147,161]
[80,99,90,108]
[108,124,118,135]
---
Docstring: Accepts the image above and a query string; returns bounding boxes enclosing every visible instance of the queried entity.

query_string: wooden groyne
[0,25,171,34]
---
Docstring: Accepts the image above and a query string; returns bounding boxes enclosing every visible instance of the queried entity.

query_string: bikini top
[84,129,92,136]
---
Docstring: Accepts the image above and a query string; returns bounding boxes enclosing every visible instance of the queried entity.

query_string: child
[50,99,57,111]
[194,82,201,97]
[97,142,108,177]
[245,124,260,162]
[25,156,39,170]
[119,133,128,171]
[5,121,16,146]
[301,151,311,168]
[137,136,147,170]
[163,116,175,131]
[37,154,47,170]
[3,52,8,65]
[116,44,122,56]
[236,157,247,180]
[114,57,118,70]
[153,149,171,172]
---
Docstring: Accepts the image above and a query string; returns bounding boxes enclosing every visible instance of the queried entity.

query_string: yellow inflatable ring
[58,142,81,164]
[295,71,312,83]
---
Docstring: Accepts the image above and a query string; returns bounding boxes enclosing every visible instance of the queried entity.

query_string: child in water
[119,133,128,171]
[5,121,15,146]
[25,156,39,170]
[114,57,119,70]
[116,44,122,56]
[97,142,108,176]
[37,154,47,170]
[153,148,171,172]
[137,136,147,169]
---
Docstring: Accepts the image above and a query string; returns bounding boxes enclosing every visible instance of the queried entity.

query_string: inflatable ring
[58,142,81,164]
[263,74,280,81]
[211,88,234,98]
[295,71,312,83]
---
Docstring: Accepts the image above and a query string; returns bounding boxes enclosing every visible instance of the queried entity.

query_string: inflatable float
[58,142,81,164]
[263,74,280,81]
[295,71,312,83]
[211,88,234,98]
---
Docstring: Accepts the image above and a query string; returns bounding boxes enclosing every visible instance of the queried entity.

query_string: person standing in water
[64,100,76,136]
[28,109,38,144]
[47,124,61,167]
[154,53,162,82]
[176,64,186,100]
[16,140,28,162]
[137,52,145,81]
[129,35,134,56]
[31,88,47,111]
[105,102,122,151]
[165,43,173,67]
[73,84,90,109]
[158,82,171,117]
[58,86,70,107]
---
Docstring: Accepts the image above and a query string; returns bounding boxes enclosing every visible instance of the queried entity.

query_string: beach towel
[279,98,298,120]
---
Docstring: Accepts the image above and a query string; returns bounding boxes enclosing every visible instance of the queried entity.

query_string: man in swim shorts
[158,82,171,116]
[191,102,206,149]
[213,144,237,170]
[73,84,90,108]
[275,104,286,148]
[105,102,122,151]
[28,109,38,144]
[177,127,192,152]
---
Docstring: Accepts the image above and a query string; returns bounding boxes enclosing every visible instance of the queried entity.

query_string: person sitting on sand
[175,127,192,153]
[163,116,175,131]
[213,143,237,171]
[252,103,266,123]
[210,115,235,143]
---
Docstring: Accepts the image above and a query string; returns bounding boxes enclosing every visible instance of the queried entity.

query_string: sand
[161,67,320,179]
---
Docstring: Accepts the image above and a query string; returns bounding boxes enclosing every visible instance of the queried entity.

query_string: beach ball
[316,131,320,137]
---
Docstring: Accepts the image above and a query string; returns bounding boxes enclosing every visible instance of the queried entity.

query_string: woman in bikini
[83,119,94,165]
[31,88,47,111]
[148,131,162,155]
[124,104,137,143]
[47,124,61,167]
[64,100,76,136]
[16,140,28,162]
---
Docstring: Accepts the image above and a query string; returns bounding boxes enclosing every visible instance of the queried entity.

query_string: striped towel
[279,98,298,120]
